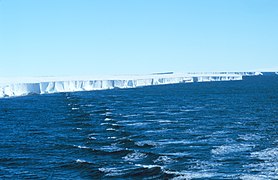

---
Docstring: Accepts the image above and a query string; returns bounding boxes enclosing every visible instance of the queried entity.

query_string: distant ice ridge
[0,72,260,98]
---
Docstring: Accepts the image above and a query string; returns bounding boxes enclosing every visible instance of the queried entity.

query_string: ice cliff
[0,72,259,98]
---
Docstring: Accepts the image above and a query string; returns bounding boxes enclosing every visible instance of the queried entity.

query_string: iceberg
[0,72,261,98]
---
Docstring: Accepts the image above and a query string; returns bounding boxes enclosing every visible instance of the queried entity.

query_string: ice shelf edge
[0,72,263,98]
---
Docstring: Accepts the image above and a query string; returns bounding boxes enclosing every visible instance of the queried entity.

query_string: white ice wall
[0,73,245,98]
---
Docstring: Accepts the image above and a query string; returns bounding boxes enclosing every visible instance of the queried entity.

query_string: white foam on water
[188,160,222,171]
[240,174,270,180]
[104,112,113,115]
[246,147,278,178]
[104,118,112,121]
[83,104,94,107]
[71,107,79,110]
[251,147,278,161]
[100,145,124,152]
[122,114,140,118]
[108,137,117,139]
[98,167,125,177]
[238,134,263,141]
[165,170,217,180]
[125,122,149,126]
[145,129,171,133]
[154,156,176,164]
[162,152,190,157]
[180,109,199,112]
[123,152,147,162]
[99,166,140,177]
[106,128,116,131]
[157,120,172,123]
[74,145,90,149]
[157,139,191,146]
[135,140,157,147]
[135,164,163,169]
[211,144,254,155]
[76,159,88,163]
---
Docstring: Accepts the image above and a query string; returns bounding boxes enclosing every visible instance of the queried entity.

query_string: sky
[0,0,277,77]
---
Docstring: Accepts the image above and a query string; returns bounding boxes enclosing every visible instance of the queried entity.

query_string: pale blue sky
[0,0,277,77]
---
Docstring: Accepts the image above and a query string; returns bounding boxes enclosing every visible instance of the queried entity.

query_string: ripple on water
[251,147,278,161]
[239,174,270,180]
[98,167,125,177]
[211,144,254,156]
[238,134,264,141]
[157,139,191,146]
[99,165,154,177]
[165,170,217,180]
[135,141,157,148]
[246,147,278,178]
[1,76,277,179]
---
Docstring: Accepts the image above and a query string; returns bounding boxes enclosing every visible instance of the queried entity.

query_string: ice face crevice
[0,73,251,98]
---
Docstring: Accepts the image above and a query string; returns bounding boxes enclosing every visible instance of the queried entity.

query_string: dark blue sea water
[0,76,277,179]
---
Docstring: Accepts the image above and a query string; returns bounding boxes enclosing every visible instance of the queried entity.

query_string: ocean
[0,76,277,179]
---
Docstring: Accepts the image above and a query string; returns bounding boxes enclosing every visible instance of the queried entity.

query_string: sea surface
[0,76,277,179]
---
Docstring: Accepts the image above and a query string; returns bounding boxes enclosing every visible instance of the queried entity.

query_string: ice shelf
[0,72,262,98]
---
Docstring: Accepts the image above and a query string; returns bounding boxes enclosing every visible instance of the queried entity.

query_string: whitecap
[108,137,117,139]
[154,156,176,164]
[74,145,90,149]
[238,134,263,141]
[125,122,149,126]
[89,136,96,140]
[157,139,191,146]
[83,104,93,107]
[251,147,278,161]
[100,145,123,152]
[162,152,189,157]
[165,170,217,179]
[122,114,140,118]
[245,148,278,178]
[123,152,147,162]
[157,120,172,123]
[98,167,124,177]
[76,159,87,163]
[101,112,112,116]
[240,174,270,180]
[106,128,116,131]
[211,144,253,155]
[135,164,163,169]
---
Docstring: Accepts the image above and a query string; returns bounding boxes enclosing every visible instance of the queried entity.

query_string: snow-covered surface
[0,72,261,98]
